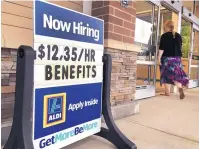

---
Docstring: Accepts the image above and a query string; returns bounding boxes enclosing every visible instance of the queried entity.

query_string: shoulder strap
[173,32,179,56]
[172,31,176,38]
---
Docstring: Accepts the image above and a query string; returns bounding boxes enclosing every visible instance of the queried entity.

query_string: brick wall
[92,1,138,106]
[92,1,136,44]
[1,48,17,122]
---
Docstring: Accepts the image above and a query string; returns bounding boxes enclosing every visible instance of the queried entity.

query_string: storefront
[134,0,199,100]
[1,0,140,123]
[1,0,199,124]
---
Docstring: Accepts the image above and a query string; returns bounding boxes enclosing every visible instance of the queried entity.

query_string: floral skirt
[160,57,189,87]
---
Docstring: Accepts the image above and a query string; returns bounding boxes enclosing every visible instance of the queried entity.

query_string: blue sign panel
[35,0,103,44]
[34,83,102,139]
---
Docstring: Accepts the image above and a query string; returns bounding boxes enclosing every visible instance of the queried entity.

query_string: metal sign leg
[95,54,137,149]
[3,46,35,149]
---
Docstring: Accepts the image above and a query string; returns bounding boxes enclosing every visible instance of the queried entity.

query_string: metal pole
[148,4,155,84]
[189,28,195,79]
[154,4,161,87]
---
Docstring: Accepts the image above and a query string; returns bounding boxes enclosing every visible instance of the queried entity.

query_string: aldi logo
[43,93,66,128]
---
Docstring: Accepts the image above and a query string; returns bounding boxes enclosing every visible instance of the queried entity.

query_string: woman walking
[158,20,189,99]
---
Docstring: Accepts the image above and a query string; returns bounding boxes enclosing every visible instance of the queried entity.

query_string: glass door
[156,5,181,93]
[181,6,199,88]
[180,18,192,79]
[188,25,199,88]
[135,1,160,100]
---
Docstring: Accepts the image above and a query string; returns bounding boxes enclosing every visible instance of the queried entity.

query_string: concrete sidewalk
[2,88,199,149]
[66,88,199,149]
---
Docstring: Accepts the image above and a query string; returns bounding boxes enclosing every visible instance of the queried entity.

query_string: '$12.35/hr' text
[37,44,96,62]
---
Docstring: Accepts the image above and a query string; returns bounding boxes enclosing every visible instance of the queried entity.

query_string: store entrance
[135,1,159,100]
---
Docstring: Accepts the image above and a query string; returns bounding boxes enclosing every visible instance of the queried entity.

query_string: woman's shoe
[179,88,185,99]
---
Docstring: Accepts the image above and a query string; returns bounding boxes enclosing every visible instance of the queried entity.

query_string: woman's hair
[164,20,175,38]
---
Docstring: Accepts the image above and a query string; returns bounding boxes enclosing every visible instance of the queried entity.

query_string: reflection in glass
[136,64,155,85]
[190,67,199,80]
[191,30,199,65]
[181,19,192,59]
[190,29,199,81]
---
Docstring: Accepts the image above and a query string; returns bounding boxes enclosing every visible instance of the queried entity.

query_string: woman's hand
[158,50,163,65]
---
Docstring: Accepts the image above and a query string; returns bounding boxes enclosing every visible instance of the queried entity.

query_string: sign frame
[33,1,104,148]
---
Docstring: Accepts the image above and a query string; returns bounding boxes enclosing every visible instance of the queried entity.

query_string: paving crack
[124,119,199,144]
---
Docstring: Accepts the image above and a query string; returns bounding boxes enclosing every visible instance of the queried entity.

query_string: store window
[181,19,192,59]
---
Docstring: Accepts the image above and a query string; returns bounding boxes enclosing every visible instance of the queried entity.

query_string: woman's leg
[164,83,171,95]
[174,81,182,88]
[174,81,185,99]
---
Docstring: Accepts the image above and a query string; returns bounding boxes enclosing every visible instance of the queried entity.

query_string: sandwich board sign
[33,1,104,148]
